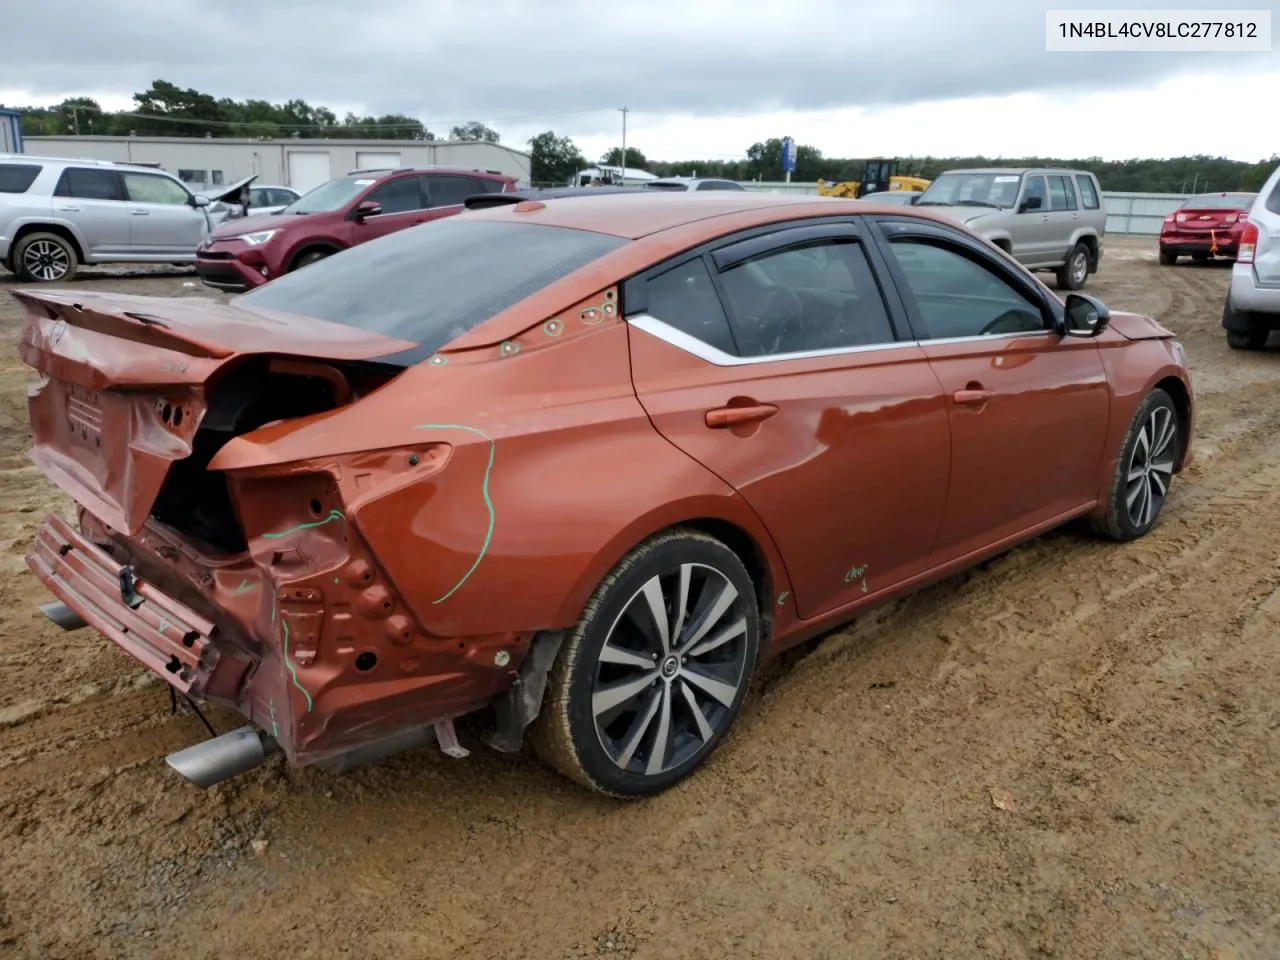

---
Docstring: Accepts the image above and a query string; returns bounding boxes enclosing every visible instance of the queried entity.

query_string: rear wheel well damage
[485,517,775,754]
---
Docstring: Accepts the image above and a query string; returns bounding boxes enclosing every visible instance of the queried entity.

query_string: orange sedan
[17,192,1195,797]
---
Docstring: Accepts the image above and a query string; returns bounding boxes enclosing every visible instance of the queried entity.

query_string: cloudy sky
[2,0,1277,162]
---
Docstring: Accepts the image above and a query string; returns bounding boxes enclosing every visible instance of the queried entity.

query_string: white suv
[1222,162,1280,350]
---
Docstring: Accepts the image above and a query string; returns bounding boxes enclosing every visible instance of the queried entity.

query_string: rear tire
[531,529,760,798]
[1055,241,1090,290]
[1158,250,1178,266]
[14,232,79,283]
[1191,252,1210,263]
[1091,388,1181,542]
[1223,296,1269,350]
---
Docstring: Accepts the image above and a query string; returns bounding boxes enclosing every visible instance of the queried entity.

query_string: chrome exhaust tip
[165,725,279,788]
[40,601,87,631]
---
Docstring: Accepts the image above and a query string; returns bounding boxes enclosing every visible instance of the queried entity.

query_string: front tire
[1056,241,1090,290]
[14,232,78,283]
[531,529,760,798]
[291,249,331,271]
[1092,388,1181,541]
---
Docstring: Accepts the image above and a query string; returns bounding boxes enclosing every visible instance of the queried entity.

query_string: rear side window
[696,180,742,191]
[424,175,476,208]
[236,219,628,353]
[644,257,739,355]
[470,177,508,195]
[1076,175,1100,209]
[1268,177,1280,215]
[55,167,123,201]
[0,163,41,194]
[1048,175,1077,211]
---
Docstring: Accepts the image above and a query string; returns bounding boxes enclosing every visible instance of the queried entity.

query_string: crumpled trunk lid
[14,288,414,535]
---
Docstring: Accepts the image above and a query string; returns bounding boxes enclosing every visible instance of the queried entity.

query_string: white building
[22,135,532,194]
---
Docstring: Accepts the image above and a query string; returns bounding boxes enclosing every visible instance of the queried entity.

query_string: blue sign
[781,137,796,174]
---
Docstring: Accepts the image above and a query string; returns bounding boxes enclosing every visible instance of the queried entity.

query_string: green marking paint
[260,509,345,540]
[267,699,280,738]
[776,591,789,606]
[233,578,255,595]
[412,423,496,604]
[281,621,313,713]
[333,577,340,584]
[157,618,169,633]
[844,565,869,593]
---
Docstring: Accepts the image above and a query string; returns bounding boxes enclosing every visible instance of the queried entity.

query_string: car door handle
[1039,215,1049,222]
[953,389,994,406]
[705,403,779,428]
[58,205,80,213]
[131,210,150,216]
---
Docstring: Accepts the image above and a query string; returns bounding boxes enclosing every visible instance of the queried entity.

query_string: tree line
[5,82,1275,194]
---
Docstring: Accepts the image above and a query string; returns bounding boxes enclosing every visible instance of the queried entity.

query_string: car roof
[941,167,1091,176]
[460,191,942,240]
[464,185,649,209]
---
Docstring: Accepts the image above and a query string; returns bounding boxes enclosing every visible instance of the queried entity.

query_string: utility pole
[619,106,628,180]
[70,105,80,136]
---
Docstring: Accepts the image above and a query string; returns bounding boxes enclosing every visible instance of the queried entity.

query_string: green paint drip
[413,423,496,604]
[281,620,313,713]
[233,578,255,595]
[261,509,345,540]
[267,699,280,738]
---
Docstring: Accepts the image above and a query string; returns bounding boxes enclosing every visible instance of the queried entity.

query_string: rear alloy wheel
[1056,241,1090,290]
[15,232,78,283]
[1158,250,1178,266]
[1092,388,1181,541]
[532,530,759,797]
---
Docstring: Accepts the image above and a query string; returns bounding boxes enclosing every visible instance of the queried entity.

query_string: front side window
[122,172,191,205]
[236,219,628,353]
[364,176,424,214]
[718,240,895,356]
[886,238,1046,340]
[1021,175,1047,210]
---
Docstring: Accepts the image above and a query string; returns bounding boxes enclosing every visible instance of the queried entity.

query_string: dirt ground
[2,238,1279,960]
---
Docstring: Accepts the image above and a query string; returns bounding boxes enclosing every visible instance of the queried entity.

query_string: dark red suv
[195,166,516,291]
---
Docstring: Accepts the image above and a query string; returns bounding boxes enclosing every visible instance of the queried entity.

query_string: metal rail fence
[736,182,1190,236]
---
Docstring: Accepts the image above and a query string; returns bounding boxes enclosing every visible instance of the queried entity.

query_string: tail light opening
[1238,222,1258,264]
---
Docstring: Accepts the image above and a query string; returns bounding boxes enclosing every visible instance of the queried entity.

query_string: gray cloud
[6,0,1277,140]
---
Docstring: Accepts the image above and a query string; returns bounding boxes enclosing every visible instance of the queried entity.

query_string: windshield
[918,172,1022,209]
[1180,194,1255,210]
[236,219,628,357]
[283,177,378,214]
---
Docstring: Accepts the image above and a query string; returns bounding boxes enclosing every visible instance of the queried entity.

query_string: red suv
[195,166,516,291]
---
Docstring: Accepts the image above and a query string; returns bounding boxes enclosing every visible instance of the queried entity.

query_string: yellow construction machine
[816,158,930,198]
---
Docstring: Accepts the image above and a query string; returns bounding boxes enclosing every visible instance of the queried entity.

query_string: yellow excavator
[816,158,930,198]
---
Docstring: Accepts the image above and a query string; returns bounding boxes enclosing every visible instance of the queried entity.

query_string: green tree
[600,146,647,170]
[528,130,585,185]
[450,121,500,142]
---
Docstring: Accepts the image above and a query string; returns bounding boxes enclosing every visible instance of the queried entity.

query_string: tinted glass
[425,175,475,208]
[1076,175,1100,209]
[470,177,507,194]
[123,172,191,205]
[887,239,1045,340]
[366,176,424,214]
[237,219,627,351]
[1180,194,1255,210]
[1267,179,1280,215]
[645,257,738,355]
[56,168,121,201]
[0,163,41,194]
[718,240,894,355]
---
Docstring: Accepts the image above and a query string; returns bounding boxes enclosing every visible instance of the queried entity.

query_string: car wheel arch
[549,501,789,645]
[11,222,86,266]
[1152,373,1192,470]
[288,243,343,271]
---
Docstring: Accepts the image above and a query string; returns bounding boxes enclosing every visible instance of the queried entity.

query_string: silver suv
[915,167,1107,290]
[1221,162,1280,350]
[643,177,745,192]
[0,154,253,282]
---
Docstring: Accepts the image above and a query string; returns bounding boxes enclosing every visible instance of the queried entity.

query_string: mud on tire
[530,528,760,798]
[1091,387,1182,541]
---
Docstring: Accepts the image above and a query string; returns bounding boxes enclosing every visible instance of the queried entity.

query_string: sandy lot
[2,239,1279,960]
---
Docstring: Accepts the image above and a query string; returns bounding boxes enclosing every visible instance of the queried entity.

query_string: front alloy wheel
[533,530,760,797]
[1092,387,1181,541]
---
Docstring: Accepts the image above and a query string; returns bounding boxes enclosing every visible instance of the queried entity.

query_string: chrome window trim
[627,313,1054,367]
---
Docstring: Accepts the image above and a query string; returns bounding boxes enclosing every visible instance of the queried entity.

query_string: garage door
[355,152,402,171]
[287,152,332,193]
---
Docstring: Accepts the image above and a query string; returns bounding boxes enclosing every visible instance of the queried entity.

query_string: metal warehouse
[0,109,23,153]
[21,135,532,193]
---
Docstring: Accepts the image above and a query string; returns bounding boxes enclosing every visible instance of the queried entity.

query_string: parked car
[860,190,920,206]
[464,185,649,211]
[0,154,255,282]
[1220,163,1280,349]
[208,184,303,221]
[18,193,1194,798]
[194,166,516,291]
[644,177,745,192]
[1159,192,1256,265]
[915,167,1107,290]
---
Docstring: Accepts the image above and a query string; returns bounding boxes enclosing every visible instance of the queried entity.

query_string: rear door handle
[953,389,994,405]
[131,209,150,216]
[705,403,779,428]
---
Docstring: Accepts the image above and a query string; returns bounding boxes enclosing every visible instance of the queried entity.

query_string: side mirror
[1018,195,1042,213]
[354,200,382,219]
[191,194,211,208]
[1063,293,1110,338]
